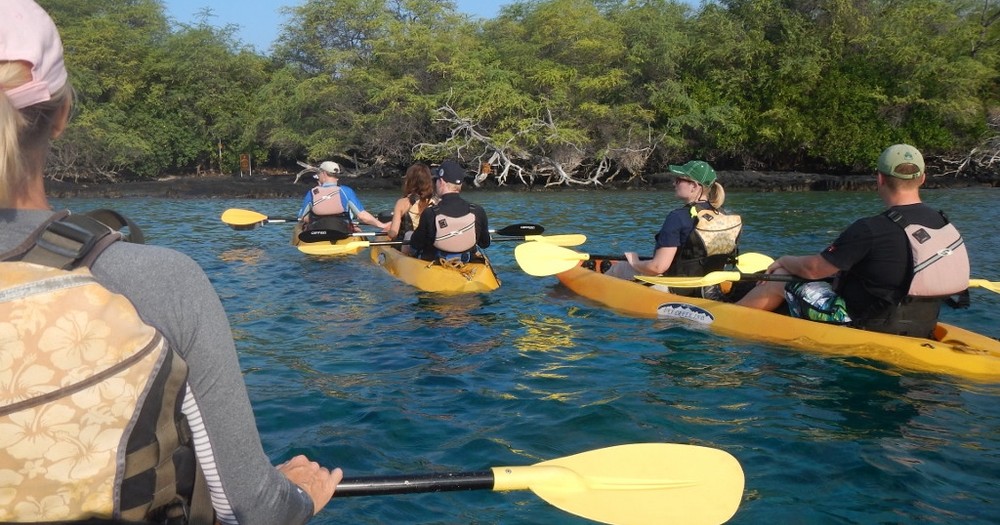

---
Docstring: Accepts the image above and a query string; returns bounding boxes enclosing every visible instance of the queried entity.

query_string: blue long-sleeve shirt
[297,183,366,220]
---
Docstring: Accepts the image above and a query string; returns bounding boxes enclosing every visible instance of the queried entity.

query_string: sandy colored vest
[0,211,212,524]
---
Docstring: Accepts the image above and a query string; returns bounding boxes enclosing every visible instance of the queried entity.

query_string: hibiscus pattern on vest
[0,262,163,521]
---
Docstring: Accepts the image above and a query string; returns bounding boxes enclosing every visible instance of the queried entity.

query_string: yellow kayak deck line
[556,264,1000,382]
[297,239,368,256]
[292,225,368,256]
[370,244,501,293]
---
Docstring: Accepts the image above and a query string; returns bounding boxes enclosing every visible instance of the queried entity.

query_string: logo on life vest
[656,303,715,324]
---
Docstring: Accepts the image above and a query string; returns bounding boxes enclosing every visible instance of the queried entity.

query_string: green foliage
[38,0,1000,182]
[42,0,270,179]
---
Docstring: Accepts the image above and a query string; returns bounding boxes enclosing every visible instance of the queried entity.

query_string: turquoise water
[56,188,1000,524]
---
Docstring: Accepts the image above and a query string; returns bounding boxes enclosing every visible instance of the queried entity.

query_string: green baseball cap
[877,144,925,179]
[668,160,717,186]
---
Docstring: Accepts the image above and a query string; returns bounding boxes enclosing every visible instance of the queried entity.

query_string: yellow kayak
[292,224,367,256]
[370,244,501,293]
[219,208,367,256]
[556,262,1000,382]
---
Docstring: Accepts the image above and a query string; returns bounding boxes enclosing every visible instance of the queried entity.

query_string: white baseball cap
[319,161,341,174]
[0,0,67,110]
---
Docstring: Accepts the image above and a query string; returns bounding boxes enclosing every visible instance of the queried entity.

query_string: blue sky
[162,0,509,52]
[164,1,701,52]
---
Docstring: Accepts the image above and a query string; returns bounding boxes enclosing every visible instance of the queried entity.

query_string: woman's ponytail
[0,64,28,205]
[0,61,72,206]
[707,181,726,210]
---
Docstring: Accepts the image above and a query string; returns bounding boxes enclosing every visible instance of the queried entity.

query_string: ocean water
[55,187,1000,524]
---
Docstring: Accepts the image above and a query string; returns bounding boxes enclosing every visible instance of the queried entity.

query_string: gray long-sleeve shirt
[1,209,314,525]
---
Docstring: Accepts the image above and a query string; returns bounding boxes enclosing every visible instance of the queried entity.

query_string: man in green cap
[737,144,970,338]
[602,160,741,298]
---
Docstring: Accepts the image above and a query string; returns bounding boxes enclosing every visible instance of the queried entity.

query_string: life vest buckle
[36,215,109,261]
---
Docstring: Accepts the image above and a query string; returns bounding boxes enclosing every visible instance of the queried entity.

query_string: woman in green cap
[603,160,741,297]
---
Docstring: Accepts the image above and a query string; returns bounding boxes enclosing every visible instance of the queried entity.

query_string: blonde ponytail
[0,61,72,206]
[707,181,726,210]
[0,63,29,205]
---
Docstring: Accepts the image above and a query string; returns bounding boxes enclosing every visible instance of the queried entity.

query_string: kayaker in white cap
[297,160,389,233]
[737,144,971,338]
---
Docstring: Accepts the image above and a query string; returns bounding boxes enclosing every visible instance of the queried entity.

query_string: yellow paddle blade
[297,240,371,256]
[492,443,744,525]
[524,234,588,247]
[969,278,1000,294]
[514,242,590,276]
[635,271,743,288]
[735,252,774,273]
[221,208,268,228]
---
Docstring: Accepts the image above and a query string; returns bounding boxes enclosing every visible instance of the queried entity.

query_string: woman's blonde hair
[0,61,73,206]
[707,181,726,209]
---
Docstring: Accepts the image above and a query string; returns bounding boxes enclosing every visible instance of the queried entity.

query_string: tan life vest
[310,185,346,216]
[433,212,477,253]
[691,207,742,257]
[887,210,970,297]
[0,211,212,524]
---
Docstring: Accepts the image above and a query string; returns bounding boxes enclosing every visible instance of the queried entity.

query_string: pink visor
[0,0,67,109]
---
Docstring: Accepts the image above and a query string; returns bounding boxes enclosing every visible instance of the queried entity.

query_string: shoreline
[45,170,998,199]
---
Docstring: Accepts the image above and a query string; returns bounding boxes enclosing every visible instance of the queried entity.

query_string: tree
[271,0,474,172]
[36,0,1000,183]
[44,0,169,180]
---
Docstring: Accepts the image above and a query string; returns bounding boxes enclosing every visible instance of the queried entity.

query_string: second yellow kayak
[555,261,1000,383]
[370,244,501,293]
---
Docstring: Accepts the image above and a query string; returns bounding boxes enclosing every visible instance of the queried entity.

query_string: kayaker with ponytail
[736,144,970,338]
[386,162,435,252]
[603,160,742,298]
[0,2,340,522]
[409,159,491,262]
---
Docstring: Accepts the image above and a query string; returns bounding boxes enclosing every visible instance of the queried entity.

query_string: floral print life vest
[0,212,212,524]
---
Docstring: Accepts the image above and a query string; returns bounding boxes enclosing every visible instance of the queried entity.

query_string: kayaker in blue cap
[602,160,742,298]
[737,144,971,338]
[409,159,491,262]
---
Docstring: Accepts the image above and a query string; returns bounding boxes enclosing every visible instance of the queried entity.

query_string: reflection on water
[218,247,267,264]
[413,294,490,329]
[513,315,576,353]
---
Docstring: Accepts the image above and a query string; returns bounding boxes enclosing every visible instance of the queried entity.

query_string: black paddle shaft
[336,471,495,497]
[589,254,652,261]
[494,223,544,236]
[740,273,829,283]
